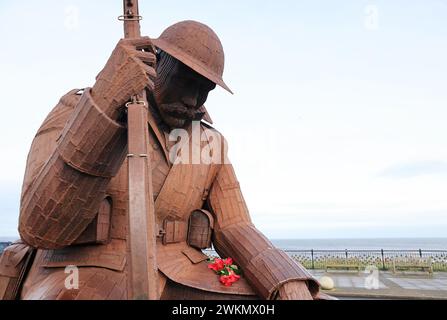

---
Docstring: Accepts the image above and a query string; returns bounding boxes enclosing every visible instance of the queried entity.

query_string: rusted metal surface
[18,89,127,249]
[122,0,142,38]
[126,100,158,300]
[11,87,323,300]
[0,241,34,300]
[187,210,214,250]
[4,13,324,299]
[122,0,159,300]
[152,21,233,94]
[72,198,112,245]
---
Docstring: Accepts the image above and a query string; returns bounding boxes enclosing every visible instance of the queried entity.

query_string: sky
[0,1,446,240]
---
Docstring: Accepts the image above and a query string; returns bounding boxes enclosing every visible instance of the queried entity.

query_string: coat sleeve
[18,88,127,249]
[207,160,320,300]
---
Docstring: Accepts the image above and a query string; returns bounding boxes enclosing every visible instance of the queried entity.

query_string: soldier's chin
[161,112,187,129]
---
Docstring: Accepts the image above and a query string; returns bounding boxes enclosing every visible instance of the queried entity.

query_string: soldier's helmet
[151,20,233,94]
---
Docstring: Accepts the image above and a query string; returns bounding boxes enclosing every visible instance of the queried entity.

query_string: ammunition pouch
[187,209,214,250]
[161,219,188,245]
[160,209,214,250]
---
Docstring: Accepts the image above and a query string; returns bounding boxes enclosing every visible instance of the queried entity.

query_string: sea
[270,238,447,251]
[1,237,447,251]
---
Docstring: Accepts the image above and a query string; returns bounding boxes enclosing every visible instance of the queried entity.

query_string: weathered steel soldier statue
[0,15,327,300]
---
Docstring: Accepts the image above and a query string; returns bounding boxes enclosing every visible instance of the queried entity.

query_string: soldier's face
[154,60,216,128]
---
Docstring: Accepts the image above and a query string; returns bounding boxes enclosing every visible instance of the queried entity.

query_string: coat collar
[147,104,171,165]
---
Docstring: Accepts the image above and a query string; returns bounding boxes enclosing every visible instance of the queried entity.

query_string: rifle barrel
[123,0,142,38]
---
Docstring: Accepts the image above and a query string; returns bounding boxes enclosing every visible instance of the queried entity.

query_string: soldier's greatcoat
[0,88,319,300]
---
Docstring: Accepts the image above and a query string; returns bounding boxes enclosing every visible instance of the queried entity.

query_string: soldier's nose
[182,93,198,109]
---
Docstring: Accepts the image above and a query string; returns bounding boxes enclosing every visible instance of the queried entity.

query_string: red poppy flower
[219,273,241,287]
[208,257,242,286]
[207,258,225,272]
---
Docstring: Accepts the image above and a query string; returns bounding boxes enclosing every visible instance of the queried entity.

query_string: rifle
[119,0,159,300]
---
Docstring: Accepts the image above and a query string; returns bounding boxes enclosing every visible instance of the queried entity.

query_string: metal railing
[283,249,447,271]
[204,248,447,272]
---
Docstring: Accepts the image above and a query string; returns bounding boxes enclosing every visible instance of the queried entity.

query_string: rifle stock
[121,0,159,300]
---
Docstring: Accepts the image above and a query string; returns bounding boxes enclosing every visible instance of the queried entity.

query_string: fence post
[311,249,314,269]
[381,249,385,270]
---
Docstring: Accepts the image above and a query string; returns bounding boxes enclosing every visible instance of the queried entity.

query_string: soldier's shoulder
[36,88,86,137]
[59,88,85,108]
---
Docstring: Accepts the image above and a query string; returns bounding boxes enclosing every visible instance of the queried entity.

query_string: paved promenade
[310,270,447,300]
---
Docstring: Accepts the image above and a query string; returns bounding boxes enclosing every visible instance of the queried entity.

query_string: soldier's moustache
[159,102,205,121]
